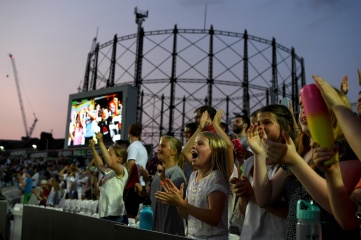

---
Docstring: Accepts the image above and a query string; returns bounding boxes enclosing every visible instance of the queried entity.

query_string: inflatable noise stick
[300,83,336,166]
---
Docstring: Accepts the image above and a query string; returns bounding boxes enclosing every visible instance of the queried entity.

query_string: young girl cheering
[89,132,128,224]
[136,135,187,236]
[155,110,232,239]
[231,104,294,239]
[251,94,361,239]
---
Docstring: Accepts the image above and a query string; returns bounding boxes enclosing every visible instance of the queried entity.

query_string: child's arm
[181,128,201,171]
[314,75,361,161]
[213,109,234,178]
[95,132,124,177]
[247,123,277,207]
[180,191,226,226]
[89,138,108,174]
[314,144,361,230]
[263,132,361,214]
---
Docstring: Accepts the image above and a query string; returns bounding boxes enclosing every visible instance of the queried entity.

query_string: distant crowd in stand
[2,73,361,239]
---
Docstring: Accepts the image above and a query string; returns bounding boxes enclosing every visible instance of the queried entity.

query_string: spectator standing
[124,123,148,219]
[32,167,39,188]
[18,169,33,204]
[35,180,51,206]
[89,132,128,224]
[231,114,250,150]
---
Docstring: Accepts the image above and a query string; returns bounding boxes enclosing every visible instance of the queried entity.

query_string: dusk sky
[1,1,360,141]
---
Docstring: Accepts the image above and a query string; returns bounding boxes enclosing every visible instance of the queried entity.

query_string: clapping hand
[246,123,265,155]
[263,131,296,165]
[154,178,185,207]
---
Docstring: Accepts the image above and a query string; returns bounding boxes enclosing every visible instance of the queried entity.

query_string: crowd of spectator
[1,73,361,239]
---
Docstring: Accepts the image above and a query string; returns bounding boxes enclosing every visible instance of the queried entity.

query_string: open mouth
[191,151,198,159]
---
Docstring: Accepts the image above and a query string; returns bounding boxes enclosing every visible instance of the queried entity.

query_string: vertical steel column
[107,34,118,87]
[90,43,99,91]
[291,48,296,111]
[181,96,186,143]
[271,38,278,104]
[168,25,178,136]
[283,84,286,97]
[226,96,230,126]
[160,94,165,136]
[301,58,306,87]
[139,91,144,124]
[134,28,145,123]
[207,26,214,106]
[83,53,92,92]
[266,90,270,105]
[243,30,250,116]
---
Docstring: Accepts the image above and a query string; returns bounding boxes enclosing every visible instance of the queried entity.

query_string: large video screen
[64,85,138,149]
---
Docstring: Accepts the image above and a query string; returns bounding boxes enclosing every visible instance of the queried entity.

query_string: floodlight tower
[134,7,148,123]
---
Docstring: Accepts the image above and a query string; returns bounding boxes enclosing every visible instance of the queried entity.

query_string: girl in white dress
[89,132,128,224]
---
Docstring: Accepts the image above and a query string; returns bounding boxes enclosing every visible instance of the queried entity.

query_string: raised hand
[339,75,349,95]
[199,111,208,130]
[95,132,103,142]
[313,75,346,110]
[213,109,223,126]
[89,139,96,148]
[246,123,264,155]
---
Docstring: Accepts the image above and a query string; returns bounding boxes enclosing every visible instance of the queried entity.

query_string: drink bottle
[139,199,153,230]
[296,200,322,240]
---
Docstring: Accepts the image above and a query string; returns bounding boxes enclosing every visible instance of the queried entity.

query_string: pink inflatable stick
[300,83,335,166]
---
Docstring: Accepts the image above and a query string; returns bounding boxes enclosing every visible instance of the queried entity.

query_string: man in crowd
[124,123,148,219]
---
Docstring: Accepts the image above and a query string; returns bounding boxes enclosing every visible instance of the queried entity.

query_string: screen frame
[64,85,138,149]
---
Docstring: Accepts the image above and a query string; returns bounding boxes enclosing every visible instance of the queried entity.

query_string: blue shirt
[24,177,33,194]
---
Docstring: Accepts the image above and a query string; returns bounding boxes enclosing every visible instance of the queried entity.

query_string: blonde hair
[199,131,228,183]
[160,135,184,170]
[110,143,128,164]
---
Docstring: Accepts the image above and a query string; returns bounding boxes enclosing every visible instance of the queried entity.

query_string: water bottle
[296,200,322,240]
[139,199,153,230]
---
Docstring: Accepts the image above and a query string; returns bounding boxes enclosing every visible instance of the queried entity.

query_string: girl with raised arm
[89,132,128,224]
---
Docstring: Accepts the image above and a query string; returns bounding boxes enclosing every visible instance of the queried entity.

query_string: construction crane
[8,54,38,139]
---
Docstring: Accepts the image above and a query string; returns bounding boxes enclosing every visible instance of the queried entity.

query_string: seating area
[26,198,99,218]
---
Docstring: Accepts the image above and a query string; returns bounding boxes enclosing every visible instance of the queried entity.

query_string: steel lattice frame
[82,25,305,148]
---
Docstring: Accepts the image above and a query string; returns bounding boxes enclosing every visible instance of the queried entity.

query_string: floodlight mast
[134,7,148,27]
[8,54,38,139]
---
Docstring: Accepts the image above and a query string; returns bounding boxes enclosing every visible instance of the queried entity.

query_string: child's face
[158,137,172,162]
[257,112,281,142]
[191,135,212,169]
[298,97,310,135]
[108,147,122,164]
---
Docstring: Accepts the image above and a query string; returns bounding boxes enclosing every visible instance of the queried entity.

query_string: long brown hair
[199,131,228,184]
